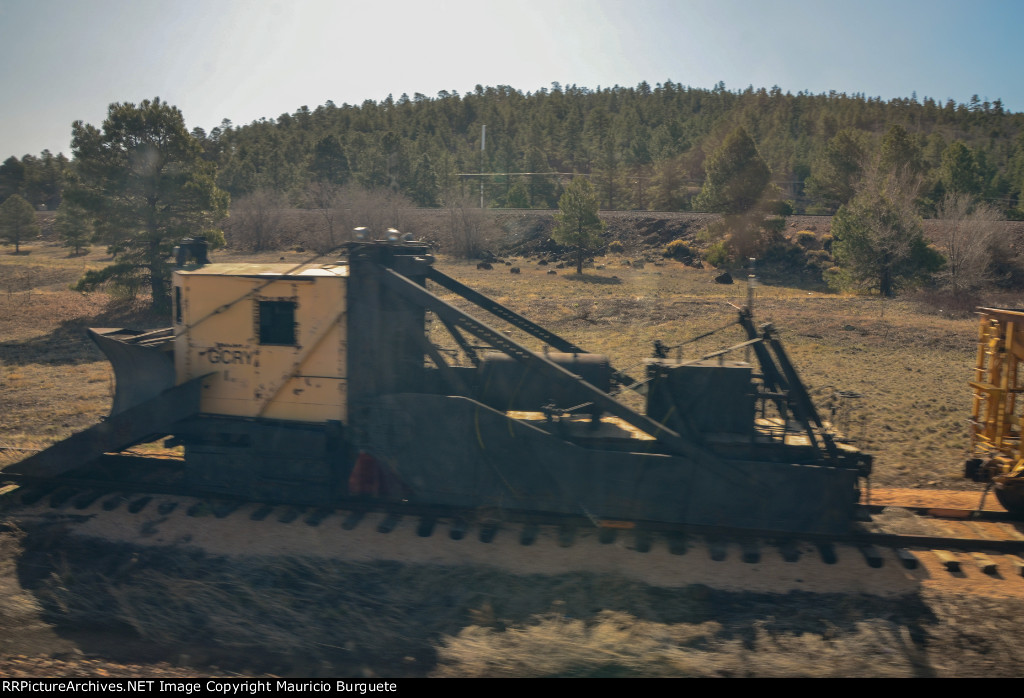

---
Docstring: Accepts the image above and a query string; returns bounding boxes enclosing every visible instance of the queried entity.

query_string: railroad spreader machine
[8,237,872,536]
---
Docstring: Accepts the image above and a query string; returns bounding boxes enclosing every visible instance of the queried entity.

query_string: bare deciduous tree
[226,189,286,252]
[442,191,499,259]
[303,181,352,254]
[933,192,1006,292]
[302,185,415,253]
[348,187,412,241]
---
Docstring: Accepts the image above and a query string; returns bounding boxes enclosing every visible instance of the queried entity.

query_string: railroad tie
[895,548,919,570]
[72,490,103,509]
[341,510,363,530]
[416,516,436,537]
[519,523,538,546]
[816,542,837,564]
[377,512,401,533]
[634,530,652,553]
[128,495,153,514]
[249,503,274,521]
[101,493,127,511]
[304,508,332,526]
[776,539,800,563]
[970,552,998,575]
[449,518,468,541]
[212,500,242,518]
[48,487,78,508]
[157,500,178,515]
[276,506,303,524]
[478,523,498,543]
[668,533,688,556]
[707,538,728,561]
[741,539,760,564]
[859,544,884,568]
[932,550,961,573]
[19,485,56,506]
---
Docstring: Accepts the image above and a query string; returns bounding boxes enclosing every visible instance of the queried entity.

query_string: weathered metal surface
[174,416,345,505]
[89,328,175,416]
[375,264,718,464]
[172,265,348,422]
[425,265,642,391]
[364,393,861,534]
[7,377,204,480]
[646,360,754,436]
[478,351,611,414]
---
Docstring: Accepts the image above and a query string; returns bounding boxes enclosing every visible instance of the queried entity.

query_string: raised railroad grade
[8,455,1024,598]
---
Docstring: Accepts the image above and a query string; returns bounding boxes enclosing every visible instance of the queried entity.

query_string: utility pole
[480,124,486,208]
[746,257,757,363]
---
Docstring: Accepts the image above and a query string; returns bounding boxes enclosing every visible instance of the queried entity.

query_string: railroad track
[5,462,1024,596]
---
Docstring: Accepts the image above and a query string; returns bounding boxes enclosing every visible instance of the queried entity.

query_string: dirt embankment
[6,511,1024,679]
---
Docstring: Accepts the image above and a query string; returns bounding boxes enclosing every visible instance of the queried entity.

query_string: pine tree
[553,177,605,274]
[408,154,439,207]
[56,200,92,256]
[694,127,770,213]
[878,124,924,177]
[650,156,686,210]
[830,174,944,296]
[805,130,866,212]
[941,141,982,196]
[310,135,350,185]
[0,156,25,203]
[0,194,38,254]
[67,98,229,310]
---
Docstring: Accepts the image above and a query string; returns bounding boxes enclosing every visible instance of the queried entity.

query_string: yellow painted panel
[172,267,348,422]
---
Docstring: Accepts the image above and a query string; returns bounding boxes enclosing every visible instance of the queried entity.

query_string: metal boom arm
[378,265,717,464]
[425,266,642,391]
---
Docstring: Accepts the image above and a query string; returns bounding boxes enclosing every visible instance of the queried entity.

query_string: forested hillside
[2,81,1024,217]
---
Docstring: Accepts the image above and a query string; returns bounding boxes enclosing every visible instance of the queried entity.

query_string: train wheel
[994,480,1024,516]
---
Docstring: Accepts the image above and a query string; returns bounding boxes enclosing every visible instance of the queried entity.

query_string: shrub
[806,249,833,266]
[608,240,624,254]
[916,288,981,317]
[705,240,732,267]
[768,200,794,216]
[805,204,833,215]
[760,240,807,277]
[201,228,227,250]
[663,239,694,260]
[823,265,845,291]
[696,222,725,244]
[794,230,818,249]
[760,216,786,243]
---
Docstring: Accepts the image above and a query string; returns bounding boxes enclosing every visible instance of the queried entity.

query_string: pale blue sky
[1,0,1021,159]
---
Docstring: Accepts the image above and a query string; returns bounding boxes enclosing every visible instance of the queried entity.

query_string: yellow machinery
[967,307,1024,512]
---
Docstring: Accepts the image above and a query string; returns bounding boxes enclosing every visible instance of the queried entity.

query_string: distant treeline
[3,81,1024,216]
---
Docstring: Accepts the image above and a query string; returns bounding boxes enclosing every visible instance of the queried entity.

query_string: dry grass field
[0,237,988,488]
[3,232,1024,677]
